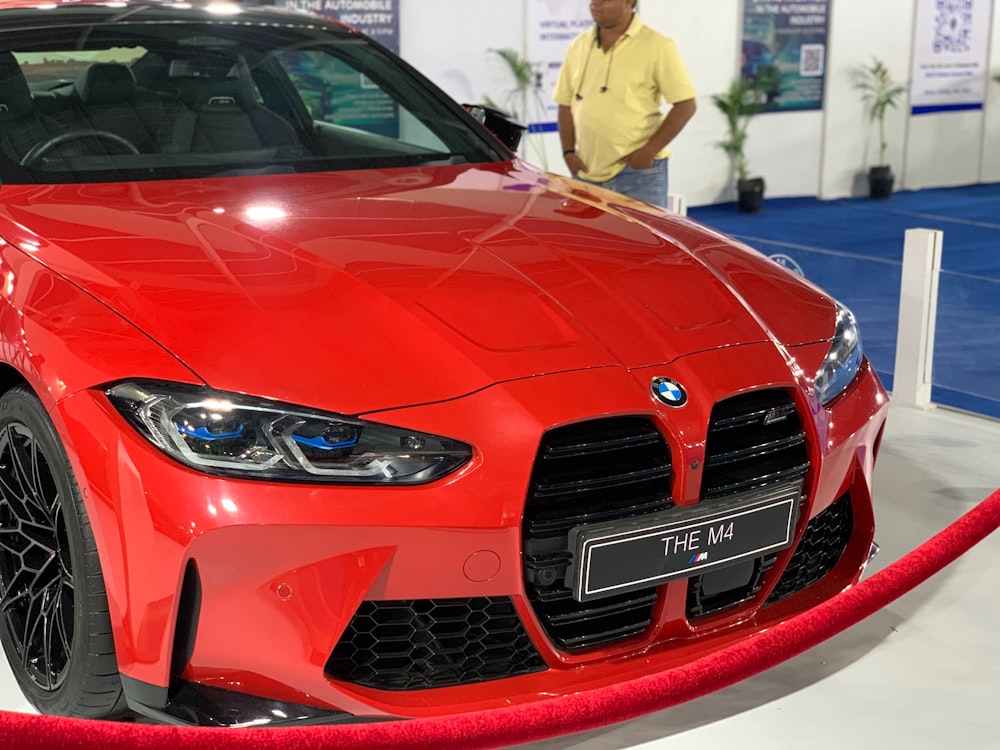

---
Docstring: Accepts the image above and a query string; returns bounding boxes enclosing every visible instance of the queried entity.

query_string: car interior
[0,22,501,184]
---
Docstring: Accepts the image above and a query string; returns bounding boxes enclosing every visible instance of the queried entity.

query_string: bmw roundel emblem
[651,377,687,408]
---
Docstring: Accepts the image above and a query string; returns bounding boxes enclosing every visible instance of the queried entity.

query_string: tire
[0,386,128,718]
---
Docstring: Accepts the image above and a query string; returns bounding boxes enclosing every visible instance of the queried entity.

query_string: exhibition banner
[290,0,399,53]
[284,0,400,137]
[910,0,993,115]
[741,0,830,111]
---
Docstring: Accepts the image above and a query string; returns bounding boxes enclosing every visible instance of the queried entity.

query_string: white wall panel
[819,0,914,199]
[980,3,1000,182]
[751,111,826,199]
[905,110,987,189]
[399,0,524,110]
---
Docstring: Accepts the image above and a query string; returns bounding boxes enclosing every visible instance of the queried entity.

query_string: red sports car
[0,0,887,727]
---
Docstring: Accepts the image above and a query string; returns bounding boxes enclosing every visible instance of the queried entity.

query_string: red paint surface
[0,160,888,719]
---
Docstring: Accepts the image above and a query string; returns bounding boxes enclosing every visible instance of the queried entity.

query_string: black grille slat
[711,403,798,431]
[526,493,672,537]
[544,592,657,627]
[700,390,809,501]
[522,417,672,652]
[557,622,649,651]
[542,431,664,459]
[707,433,807,467]
[326,598,546,690]
[534,464,672,498]
[703,464,810,501]
[536,591,658,650]
[767,493,853,603]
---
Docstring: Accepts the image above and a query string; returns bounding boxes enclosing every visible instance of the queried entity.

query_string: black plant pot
[737,177,765,213]
[869,165,894,200]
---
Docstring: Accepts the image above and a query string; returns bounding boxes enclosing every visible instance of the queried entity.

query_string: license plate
[567,486,800,603]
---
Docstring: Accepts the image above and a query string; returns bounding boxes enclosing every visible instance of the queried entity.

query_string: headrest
[0,52,35,119]
[177,78,244,110]
[74,63,137,105]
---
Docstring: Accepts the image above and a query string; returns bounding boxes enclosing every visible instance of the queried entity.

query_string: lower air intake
[325,598,546,690]
[767,493,853,603]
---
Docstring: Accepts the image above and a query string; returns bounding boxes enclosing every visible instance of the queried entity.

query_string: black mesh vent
[767,493,853,604]
[522,417,672,652]
[325,598,546,690]
[687,390,809,619]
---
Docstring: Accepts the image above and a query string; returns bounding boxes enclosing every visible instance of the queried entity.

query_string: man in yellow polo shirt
[554,0,696,208]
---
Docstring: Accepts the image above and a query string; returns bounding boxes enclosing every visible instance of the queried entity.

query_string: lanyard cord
[574,31,614,100]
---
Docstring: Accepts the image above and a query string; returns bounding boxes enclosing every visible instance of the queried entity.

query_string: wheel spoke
[8,428,51,524]
[0,526,29,558]
[0,581,30,615]
[19,584,42,671]
[0,473,29,519]
[40,586,60,690]
[55,580,73,659]
[0,556,47,606]
[17,520,58,556]
[0,427,32,520]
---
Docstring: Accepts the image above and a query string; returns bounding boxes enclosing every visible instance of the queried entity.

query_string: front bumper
[55,342,888,724]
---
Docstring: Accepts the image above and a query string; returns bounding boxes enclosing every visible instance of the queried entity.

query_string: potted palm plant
[853,57,906,199]
[713,77,765,213]
[480,48,548,167]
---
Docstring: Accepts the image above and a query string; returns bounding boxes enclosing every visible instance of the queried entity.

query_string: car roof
[0,0,344,26]
[0,0,273,9]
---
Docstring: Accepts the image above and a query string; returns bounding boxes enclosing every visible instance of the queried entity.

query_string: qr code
[933,0,974,54]
[800,44,825,77]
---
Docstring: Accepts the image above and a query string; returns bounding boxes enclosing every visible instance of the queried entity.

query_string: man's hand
[622,144,658,171]
[565,151,587,176]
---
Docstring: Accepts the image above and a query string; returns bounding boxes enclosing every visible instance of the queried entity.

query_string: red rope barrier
[4,486,1000,750]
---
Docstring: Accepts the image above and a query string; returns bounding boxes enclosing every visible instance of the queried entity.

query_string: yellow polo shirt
[553,14,695,183]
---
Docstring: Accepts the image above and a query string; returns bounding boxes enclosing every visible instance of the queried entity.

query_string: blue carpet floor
[689,183,1000,419]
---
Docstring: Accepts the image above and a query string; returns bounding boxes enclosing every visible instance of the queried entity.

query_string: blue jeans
[582,159,669,208]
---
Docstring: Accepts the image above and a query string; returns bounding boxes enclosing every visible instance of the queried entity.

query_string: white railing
[667,193,688,216]
[892,228,943,409]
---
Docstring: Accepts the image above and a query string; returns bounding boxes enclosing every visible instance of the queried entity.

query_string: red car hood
[1,164,830,414]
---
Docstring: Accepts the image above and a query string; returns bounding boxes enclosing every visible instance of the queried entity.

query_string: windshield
[0,4,507,184]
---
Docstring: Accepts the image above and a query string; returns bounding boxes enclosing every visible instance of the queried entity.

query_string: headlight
[814,303,864,405]
[106,381,473,484]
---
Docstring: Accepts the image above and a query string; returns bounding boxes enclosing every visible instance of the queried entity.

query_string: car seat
[169,71,300,153]
[0,51,60,164]
[71,62,186,153]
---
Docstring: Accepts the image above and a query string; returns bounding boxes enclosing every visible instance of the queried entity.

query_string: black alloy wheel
[0,387,127,718]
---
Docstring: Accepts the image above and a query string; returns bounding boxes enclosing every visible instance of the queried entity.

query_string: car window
[275,47,451,155]
[17,48,144,91]
[0,5,505,185]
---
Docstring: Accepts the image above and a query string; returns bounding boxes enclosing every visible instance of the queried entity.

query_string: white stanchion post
[892,228,943,408]
[667,193,687,216]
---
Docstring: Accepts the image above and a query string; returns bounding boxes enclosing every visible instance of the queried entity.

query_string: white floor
[1,402,999,748]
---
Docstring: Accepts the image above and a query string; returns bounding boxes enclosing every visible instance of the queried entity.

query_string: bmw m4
[0,0,887,727]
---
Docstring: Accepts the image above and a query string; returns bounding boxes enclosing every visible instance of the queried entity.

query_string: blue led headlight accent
[178,424,245,441]
[291,433,359,451]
